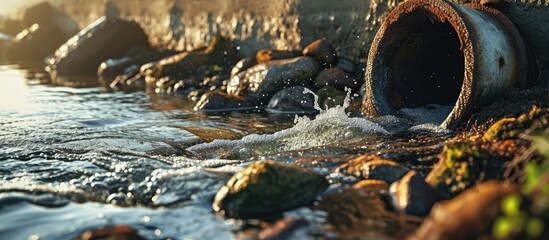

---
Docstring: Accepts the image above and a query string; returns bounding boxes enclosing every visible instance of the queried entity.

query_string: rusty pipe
[362,0,527,128]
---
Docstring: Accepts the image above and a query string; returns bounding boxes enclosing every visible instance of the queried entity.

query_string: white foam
[188,92,388,158]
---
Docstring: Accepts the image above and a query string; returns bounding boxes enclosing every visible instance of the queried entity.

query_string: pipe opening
[383,9,464,111]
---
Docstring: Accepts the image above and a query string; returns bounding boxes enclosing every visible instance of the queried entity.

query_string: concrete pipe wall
[362,0,529,128]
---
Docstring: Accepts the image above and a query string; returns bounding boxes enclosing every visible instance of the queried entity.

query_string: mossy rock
[212,160,328,219]
[483,106,549,143]
[425,142,508,199]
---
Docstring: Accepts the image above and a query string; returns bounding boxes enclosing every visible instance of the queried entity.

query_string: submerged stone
[390,171,444,216]
[213,160,328,219]
[335,155,410,183]
[303,39,337,66]
[47,17,150,80]
[74,225,146,240]
[227,56,319,104]
[266,86,318,114]
[256,49,301,63]
[411,181,517,240]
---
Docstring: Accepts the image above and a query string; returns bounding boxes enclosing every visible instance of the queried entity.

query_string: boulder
[266,86,318,114]
[336,58,357,74]
[256,49,301,63]
[227,56,319,104]
[411,181,518,240]
[315,67,359,91]
[390,171,444,216]
[302,39,337,66]
[335,155,410,183]
[194,92,252,112]
[213,160,328,219]
[6,24,67,64]
[47,17,150,80]
[425,142,508,199]
[22,2,78,38]
[230,57,257,78]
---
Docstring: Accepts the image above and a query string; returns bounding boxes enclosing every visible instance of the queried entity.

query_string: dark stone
[213,160,328,219]
[230,57,257,78]
[302,39,337,65]
[315,67,360,91]
[0,19,23,36]
[21,2,79,37]
[74,225,146,240]
[390,171,444,216]
[336,57,357,74]
[194,92,252,112]
[411,181,518,240]
[97,57,135,86]
[227,56,319,104]
[47,17,150,80]
[266,86,318,114]
[6,24,67,64]
[256,49,301,63]
[316,86,347,109]
[335,155,410,183]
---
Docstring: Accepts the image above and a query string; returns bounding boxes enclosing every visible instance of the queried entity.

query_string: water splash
[188,89,388,159]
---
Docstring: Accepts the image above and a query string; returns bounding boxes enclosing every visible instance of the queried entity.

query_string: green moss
[483,106,549,143]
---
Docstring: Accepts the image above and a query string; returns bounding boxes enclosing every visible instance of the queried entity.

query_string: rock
[411,181,518,240]
[213,160,328,219]
[47,17,150,81]
[258,217,309,240]
[21,2,79,38]
[227,56,319,104]
[302,39,337,66]
[316,86,347,109]
[256,49,301,63]
[230,57,257,78]
[315,67,359,92]
[483,106,549,142]
[425,142,508,199]
[0,19,23,36]
[194,92,252,112]
[6,24,68,64]
[336,58,357,74]
[352,179,390,191]
[74,225,146,240]
[335,155,410,183]
[390,171,444,216]
[266,86,318,114]
[98,57,135,86]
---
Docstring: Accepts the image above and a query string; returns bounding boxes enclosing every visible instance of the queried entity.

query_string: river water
[0,65,452,239]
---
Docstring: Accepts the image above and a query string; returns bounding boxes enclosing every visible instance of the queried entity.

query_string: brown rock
[335,155,410,183]
[194,92,251,111]
[258,217,308,240]
[303,39,337,65]
[256,49,301,63]
[74,225,146,240]
[315,67,359,91]
[390,170,444,216]
[411,181,518,240]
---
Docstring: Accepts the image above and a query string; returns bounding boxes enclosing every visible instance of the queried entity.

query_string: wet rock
[425,142,508,199]
[227,56,319,104]
[0,19,23,36]
[194,92,252,112]
[316,86,347,109]
[302,39,337,66]
[21,2,79,38]
[411,181,518,240]
[256,49,301,63]
[47,17,150,80]
[230,57,257,78]
[258,217,309,240]
[336,58,357,74]
[74,225,146,240]
[352,180,390,192]
[390,171,444,216]
[213,160,328,219]
[483,106,549,142]
[266,86,318,114]
[335,155,410,183]
[6,24,67,64]
[315,67,359,91]
[111,71,146,92]
[98,57,135,86]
